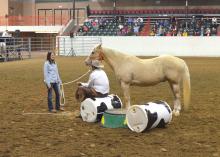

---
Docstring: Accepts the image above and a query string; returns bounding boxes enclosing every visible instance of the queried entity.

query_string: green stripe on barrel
[101,109,127,128]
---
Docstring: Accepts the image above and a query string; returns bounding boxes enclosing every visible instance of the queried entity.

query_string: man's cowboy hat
[91,60,104,68]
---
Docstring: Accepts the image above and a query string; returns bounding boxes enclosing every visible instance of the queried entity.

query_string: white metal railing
[57,36,102,56]
[0,37,56,62]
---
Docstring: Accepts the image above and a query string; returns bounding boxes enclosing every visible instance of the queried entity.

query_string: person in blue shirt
[44,52,64,113]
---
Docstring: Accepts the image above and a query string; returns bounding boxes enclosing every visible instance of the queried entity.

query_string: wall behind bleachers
[102,36,220,57]
[58,36,220,57]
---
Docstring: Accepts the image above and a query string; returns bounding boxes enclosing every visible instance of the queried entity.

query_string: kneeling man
[75,60,109,102]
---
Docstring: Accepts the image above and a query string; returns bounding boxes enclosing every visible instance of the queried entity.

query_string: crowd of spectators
[77,16,144,36]
[116,16,144,35]
[149,16,219,36]
[77,17,113,35]
[77,15,219,36]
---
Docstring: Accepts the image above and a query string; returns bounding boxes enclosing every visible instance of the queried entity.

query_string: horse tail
[182,62,191,110]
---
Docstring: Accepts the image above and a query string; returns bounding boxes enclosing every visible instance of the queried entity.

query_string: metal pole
[45,10,47,26]
[38,10,39,26]
[71,0,76,36]
[113,0,117,15]
[28,38,31,59]
[185,0,188,29]
[34,1,36,25]
[72,0,75,20]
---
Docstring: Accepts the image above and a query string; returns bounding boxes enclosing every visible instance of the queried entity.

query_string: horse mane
[102,47,125,57]
[102,47,140,61]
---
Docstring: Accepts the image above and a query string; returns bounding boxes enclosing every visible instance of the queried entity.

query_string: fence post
[57,36,60,56]
[41,38,43,51]
[28,38,31,59]
[52,37,55,52]
[64,37,66,55]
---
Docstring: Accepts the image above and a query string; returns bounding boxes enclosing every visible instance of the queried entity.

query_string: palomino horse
[85,44,191,116]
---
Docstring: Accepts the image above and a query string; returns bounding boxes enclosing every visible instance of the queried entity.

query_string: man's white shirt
[81,69,109,94]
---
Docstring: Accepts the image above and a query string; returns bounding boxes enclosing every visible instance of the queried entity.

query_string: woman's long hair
[46,52,55,64]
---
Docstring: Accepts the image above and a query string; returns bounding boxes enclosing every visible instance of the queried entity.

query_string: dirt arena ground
[0,54,220,157]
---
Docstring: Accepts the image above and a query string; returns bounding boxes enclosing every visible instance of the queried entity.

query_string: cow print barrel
[80,94,123,122]
[126,101,172,133]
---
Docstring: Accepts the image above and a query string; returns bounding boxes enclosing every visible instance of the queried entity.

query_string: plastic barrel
[80,94,123,122]
[126,100,172,133]
[101,109,127,128]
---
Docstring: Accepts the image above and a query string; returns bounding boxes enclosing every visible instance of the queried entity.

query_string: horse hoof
[172,110,180,116]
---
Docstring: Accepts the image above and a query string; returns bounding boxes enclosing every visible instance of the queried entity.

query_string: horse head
[85,44,104,66]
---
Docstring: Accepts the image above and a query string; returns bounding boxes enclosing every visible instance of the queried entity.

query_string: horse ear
[97,44,102,49]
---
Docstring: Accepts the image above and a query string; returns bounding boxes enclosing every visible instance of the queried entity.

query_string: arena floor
[0,55,219,157]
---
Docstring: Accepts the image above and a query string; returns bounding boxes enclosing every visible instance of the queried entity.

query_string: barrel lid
[102,108,127,128]
[80,98,97,122]
[126,105,149,133]
[105,108,127,115]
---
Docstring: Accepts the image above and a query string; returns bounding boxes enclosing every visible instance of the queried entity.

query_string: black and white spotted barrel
[80,94,123,122]
[126,101,172,133]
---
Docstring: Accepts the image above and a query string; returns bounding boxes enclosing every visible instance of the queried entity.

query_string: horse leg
[121,81,130,109]
[169,82,181,116]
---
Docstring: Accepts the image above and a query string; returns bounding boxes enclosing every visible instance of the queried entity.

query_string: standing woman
[44,52,64,112]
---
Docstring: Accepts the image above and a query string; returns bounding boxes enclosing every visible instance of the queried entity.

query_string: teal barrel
[101,109,127,128]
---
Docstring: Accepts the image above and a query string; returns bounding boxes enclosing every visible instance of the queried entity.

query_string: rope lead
[60,69,91,106]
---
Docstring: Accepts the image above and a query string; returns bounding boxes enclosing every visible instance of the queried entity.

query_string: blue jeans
[47,83,60,111]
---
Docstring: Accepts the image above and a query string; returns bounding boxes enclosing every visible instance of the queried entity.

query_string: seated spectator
[205,28,211,36]
[83,25,89,32]
[77,26,84,35]
[133,24,140,36]
[164,19,170,28]
[212,17,217,26]
[149,30,155,36]
[177,31,182,36]
[2,30,12,37]
[123,25,129,35]
[157,25,164,36]
[166,31,172,36]
[92,20,98,30]
[217,25,220,36]
[200,26,204,36]
[211,27,217,36]
[118,24,123,31]
[182,30,188,36]
[127,17,133,26]
[137,17,143,25]
[98,17,105,29]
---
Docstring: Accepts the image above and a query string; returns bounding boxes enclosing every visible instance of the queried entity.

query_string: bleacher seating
[77,18,120,36]
[77,16,148,36]
[76,7,220,36]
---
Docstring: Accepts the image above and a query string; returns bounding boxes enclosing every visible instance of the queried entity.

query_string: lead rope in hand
[59,70,91,106]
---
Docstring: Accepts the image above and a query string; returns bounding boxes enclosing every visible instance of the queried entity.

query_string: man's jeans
[47,83,60,111]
